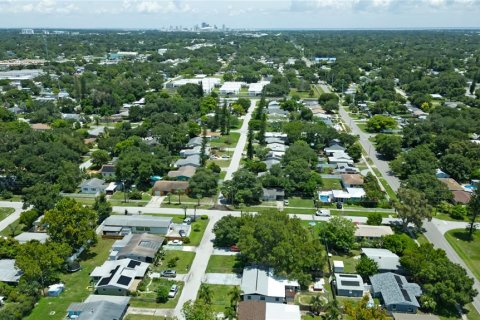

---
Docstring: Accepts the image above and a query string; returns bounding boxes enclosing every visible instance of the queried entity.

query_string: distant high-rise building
[201,22,209,28]
[21,29,34,35]
[222,24,226,31]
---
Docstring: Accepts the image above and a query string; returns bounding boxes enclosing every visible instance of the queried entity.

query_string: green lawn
[206,255,243,274]
[26,238,115,320]
[153,250,196,273]
[356,123,369,133]
[197,284,238,313]
[0,207,14,221]
[210,132,240,148]
[131,279,183,308]
[330,251,360,273]
[111,191,152,201]
[126,315,176,320]
[0,218,25,237]
[434,212,467,222]
[287,197,315,208]
[322,178,342,190]
[445,229,480,281]
[331,210,391,218]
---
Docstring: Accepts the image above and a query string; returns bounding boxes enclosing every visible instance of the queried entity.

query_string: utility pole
[122,180,127,203]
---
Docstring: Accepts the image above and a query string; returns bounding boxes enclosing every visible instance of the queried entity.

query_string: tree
[91,149,110,168]
[467,187,480,240]
[355,256,379,279]
[182,299,215,320]
[367,212,383,225]
[213,215,243,247]
[404,173,453,206]
[375,134,402,160]
[156,286,169,303]
[229,286,241,310]
[16,241,70,292]
[198,284,213,305]
[200,127,208,167]
[440,154,472,182]
[366,115,397,132]
[93,193,112,224]
[321,216,356,252]
[394,187,432,231]
[238,210,325,285]
[322,301,341,320]
[22,183,61,213]
[344,295,388,320]
[19,209,41,230]
[282,140,317,167]
[247,125,254,160]
[382,233,416,255]
[258,113,267,145]
[346,143,362,162]
[310,295,326,315]
[43,197,98,250]
[391,145,438,179]
[188,168,218,198]
[221,169,263,205]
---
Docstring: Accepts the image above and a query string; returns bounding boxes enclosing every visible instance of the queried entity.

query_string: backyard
[197,284,238,313]
[131,278,183,308]
[25,238,115,320]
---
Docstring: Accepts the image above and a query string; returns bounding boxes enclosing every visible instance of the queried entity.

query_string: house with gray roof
[187,137,203,148]
[324,144,346,156]
[174,155,201,168]
[241,267,299,303]
[264,159,281,170]
[102,215,172,236]
[14,232,49,244]
[110,233,164,263]
[334,273,365,297]
[0,259,22,284]
[87,125,106,137]
[361,248,401,272]
[262,188,285,201]
[67,295,130,320]
[79,178,107,194]
[370,272,422,313]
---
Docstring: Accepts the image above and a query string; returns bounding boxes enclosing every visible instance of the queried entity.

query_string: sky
[0,0,479,29]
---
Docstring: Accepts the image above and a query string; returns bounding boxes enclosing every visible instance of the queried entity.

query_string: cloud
[121,0,191,14]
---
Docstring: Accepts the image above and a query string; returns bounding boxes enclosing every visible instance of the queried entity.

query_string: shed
[333,260,344,273]
[47,283,65,296]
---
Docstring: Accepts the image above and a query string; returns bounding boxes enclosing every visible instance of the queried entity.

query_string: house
[262,188,285,201]
[324,144,346,156]
[266,151,284,161]
[174,155,201,168]
[334,163,360,174]
[87,126,106,137]
[187,137,203,147]
[328,152,353,164]
[220,82,243,95]
[264,137,284,145]
[102,215,172,236]
[355,225,394,240]
[67,295,130,320]
[151,180,189,196]
[110,233,164,263]
[91,259,149,295]
[167,166,197,181]
[0,259,22,283]
[248,81,270,96]
[333,260,344,273]
[100,164,116,178]
[370,272,422,313]
[237,301,301,320]
[264,159,281,170]
[179,145,210,157]
[264,132,288,141]
[79,178,107,194]
[438,178,472,204]
[266,143,288,153]
[341,174,364,188]
[361,248,401,272]
[266,103,289,117]
[334,273,365,297]
[105,182,118,195]
[332,188,366,203]
[241,267,300,303]
[14,232,49,244]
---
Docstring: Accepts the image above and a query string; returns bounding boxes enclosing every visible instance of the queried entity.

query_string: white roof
[332,189,350,199]
[265,303,301,320]
[248,81,270,93]
[361,248,401,270]
[333,260,344,268]
[356,226,394,238]
[105,182,117,192]
[14,232,49,244]
[346,187,366,198]
[220,81,243,92]
[104,215,172,229]
[241,267,298,298]
[335,273,365,291]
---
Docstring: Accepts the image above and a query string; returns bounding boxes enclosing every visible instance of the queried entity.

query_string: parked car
[160,270,176,278]
[336,202,343,209]
[168,239,183,246]
[168,284,178,298]
[221,155,230,159]
[283,199,289,206]
[230,245,240,252]
[315,209,331,217]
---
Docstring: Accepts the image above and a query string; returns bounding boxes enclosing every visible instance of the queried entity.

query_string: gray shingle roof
[0,259,22,283]
[370,272,422,308]
[68,300,128,320]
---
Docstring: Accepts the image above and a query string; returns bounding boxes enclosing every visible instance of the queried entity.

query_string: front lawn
[153,250,196,274]
[0,207,14,221]
[197,284,238,313]
[25,238,115,320]
[445,229,480,281]
[210,132,240,148]
[131,278,183,308]
[206,255,243,274]
[287,197,315,208]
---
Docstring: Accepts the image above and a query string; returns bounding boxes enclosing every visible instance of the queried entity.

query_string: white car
[168,240,183,246]
[315,209,331,217]
[168,284,178,298]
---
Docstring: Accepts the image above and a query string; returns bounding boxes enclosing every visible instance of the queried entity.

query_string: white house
[241,267,299,303]
[248,81,270,96]
[219,82,244,95]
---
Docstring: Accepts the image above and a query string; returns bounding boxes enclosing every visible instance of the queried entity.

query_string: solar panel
[341,281,360,287]
[127,260,141,268]
[97,265,120,286]
[394,275,403,286]
[117,275,132,286]
[401,289,412,302]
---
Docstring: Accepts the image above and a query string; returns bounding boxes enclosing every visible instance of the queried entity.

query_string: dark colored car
[336,202,343,209]
[179,230,186,237]
[160,270,177,278]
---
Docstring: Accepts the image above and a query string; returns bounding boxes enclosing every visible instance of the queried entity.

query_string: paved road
[223,99,256,182]
[0,201,27,233]
[79,159,92,170]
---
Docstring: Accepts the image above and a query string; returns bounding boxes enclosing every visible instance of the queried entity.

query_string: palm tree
[229,286,241,310]
[198,284,213,305]
[310,295,325,315]
[322,300,341,320]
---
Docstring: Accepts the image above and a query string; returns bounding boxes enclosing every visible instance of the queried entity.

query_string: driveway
[145,196,165,208]
[0,201,28,233]
[203,273,242,286]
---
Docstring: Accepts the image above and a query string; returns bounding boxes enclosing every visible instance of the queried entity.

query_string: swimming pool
[464,184,477,192]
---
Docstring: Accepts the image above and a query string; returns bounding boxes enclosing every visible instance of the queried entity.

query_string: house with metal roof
[324,144,346,156]
[370,272,422,313]
[187,137,203,148]
[79,178,107,194]
[240,267,300,303]
[67,295,130,320]
[0,259,22,284]
[334,273,365,297]
[237,300,301,320]
[91,259,149,296]
[102,215,172,235]
[14,232,49,244]
[361,248,401,272]
[110,233,164,263]
[100,164,116,178]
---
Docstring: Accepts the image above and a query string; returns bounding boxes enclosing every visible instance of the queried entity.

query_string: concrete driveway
[203,273,242,286]
[0,201,28,233]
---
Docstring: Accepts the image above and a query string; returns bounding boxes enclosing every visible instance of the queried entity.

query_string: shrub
[182,237,191,244]
[450,205,467,220]
[193,224,201,232]
[128,190,142,200]
[201,215,208,220]
[156,286,169,303]
[167,257,179,268]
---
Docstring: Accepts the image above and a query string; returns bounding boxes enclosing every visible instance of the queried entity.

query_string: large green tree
[213,215,244,247]
[221,169,263,205]
[188,168,218,198]
[321,216,356,253]
[394,187,433,231]
[43,197,98,251]
[355,256,379,279]
[375,134,402,160]
[93,192,112,224]
[22,183,61,213]
[467,187,480,239]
